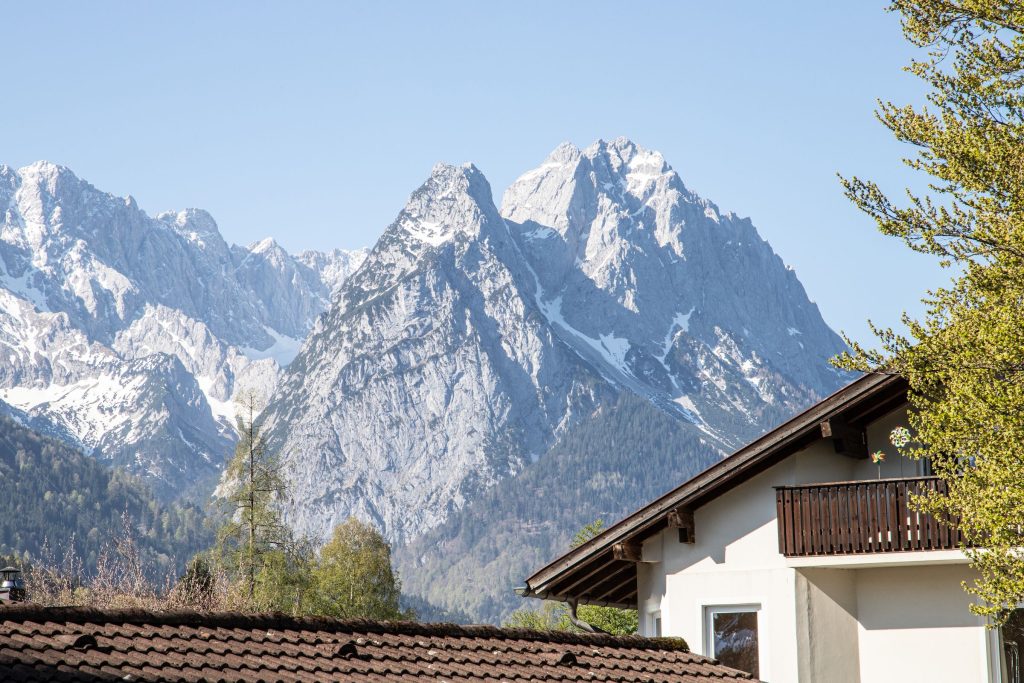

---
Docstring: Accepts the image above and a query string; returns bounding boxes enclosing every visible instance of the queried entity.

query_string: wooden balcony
[775,476,964,557]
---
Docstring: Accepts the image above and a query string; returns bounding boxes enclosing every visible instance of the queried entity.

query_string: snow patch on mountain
[0,161,366,497]
[239,327,304,366]
[261,138,849,547]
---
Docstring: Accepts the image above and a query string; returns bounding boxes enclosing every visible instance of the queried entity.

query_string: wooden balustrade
[774,476,964,557]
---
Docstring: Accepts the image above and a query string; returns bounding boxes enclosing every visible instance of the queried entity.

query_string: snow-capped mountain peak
[248,236,281,254]
[0,161,367,498]
[398,162,496,248]
[260,140,848,548]
[158,207,221,236]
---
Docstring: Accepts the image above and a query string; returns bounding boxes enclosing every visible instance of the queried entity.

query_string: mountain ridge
[0,141,848,624]
[0,160,365,497]
[260,137,847,546]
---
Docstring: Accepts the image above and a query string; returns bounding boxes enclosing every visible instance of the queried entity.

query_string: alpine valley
[0,138,848,622]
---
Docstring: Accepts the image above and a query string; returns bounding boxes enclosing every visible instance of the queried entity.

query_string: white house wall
[854,564,985,682]
[639,440,848,680]
[637,406,990,682]
[795,568,860,682]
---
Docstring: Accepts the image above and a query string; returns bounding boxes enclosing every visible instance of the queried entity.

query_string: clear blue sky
[0,1,945,345]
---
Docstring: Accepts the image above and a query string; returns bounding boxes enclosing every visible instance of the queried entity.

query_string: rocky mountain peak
[158,207,222,239]
[398,162,497,248]
[0,160,368,497]
[249,237,280,254]
[295,248,368,296]
[18,160,75,186]
[587,136,665,168]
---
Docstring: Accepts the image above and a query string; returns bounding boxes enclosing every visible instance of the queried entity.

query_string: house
[0,604,755,682]
[520,372,1015,683]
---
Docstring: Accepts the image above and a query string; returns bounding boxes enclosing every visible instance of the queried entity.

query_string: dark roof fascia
[523,372,906,599]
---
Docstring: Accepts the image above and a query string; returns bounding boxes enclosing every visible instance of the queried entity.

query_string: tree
[505,520,638,635]
[252,541,316,615]
[305,518,410,620]
[505,600,569,630]
[837,1,1024,623]
[216,390,290,605]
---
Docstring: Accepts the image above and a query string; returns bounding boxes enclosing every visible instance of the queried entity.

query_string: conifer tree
[838,1,1024,622]
[217,390,289,605]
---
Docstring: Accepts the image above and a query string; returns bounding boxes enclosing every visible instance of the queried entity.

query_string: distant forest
[395,391,723,623]
[0,413,210,579]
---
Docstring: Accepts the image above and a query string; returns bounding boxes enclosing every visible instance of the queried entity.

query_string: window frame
[989,609,1024,683]
[703,603,763,679]
[647,609,662,637]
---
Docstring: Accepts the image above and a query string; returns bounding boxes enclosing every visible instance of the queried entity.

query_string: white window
[704,604,761,679]
[648,610,662,637]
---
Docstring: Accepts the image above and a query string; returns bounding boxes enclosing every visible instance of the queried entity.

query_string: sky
[0,2,947,345]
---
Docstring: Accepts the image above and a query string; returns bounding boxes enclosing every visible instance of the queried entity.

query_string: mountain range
[259,138,848,619]
[0,161,365,499]
[0,139,847,621]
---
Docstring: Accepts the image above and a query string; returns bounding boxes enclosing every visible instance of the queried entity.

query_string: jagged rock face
[232,238,335,340]
[264,164,611,544]
[502,138,847,443]
[296,248,368,297]
[263,143,848,546]
[0,161,364,498]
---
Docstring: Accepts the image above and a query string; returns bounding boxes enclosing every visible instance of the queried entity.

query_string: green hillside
[0,412,211,578]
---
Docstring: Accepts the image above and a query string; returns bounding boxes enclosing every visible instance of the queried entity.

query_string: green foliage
[576,603,639,635]
[503,601,638,635]
[213,394,411,619]
[178,555,215,600]
[253,545,315,614]
[505,601,568,630]
[397,391,722,624]
[0,413,208,579]
[503,519,638,635]
[571,520,607,549]
[216,391,290,603]
[837,1,1024,623]
[304,518,411,620]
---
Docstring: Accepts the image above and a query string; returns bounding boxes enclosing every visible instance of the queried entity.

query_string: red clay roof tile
[0,605,758,682]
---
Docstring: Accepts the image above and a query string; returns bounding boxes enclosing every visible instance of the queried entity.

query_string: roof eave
[522,372,906,602]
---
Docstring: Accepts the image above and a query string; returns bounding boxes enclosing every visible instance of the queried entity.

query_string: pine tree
[216,390,289,605]
[838,1,1024,623]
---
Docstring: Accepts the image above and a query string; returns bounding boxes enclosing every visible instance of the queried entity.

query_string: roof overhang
[520,372,908,608]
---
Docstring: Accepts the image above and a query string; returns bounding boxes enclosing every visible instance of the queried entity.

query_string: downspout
[567,598,610,634]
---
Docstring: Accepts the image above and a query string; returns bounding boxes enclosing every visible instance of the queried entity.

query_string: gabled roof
[521,373,907,609]
[0,605,756,682]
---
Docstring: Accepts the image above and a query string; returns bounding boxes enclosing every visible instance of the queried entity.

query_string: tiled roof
[0,605,755,682]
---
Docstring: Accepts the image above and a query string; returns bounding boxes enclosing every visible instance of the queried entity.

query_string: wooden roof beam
[611,542,642,563]
[667,507,695,544]
[588,573,637,604]
[544,554,624,597]
[819,418,867,459]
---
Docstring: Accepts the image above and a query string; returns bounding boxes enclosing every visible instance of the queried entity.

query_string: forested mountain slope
[0,409,208,576]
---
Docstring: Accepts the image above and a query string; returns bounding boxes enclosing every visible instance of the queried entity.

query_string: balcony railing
[774,476,964,557]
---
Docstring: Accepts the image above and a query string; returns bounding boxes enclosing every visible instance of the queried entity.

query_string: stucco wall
[640,438,857,680]
[855,564,986,683]
[796,568,860,682]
